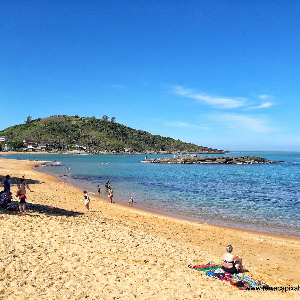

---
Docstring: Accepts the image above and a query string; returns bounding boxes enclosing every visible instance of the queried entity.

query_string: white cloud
[165,121,209,130]
[172,86,246,109]
[258,94,271,100]
[172,86,193,96]
[210,113,273,133]
[250,101,274,109]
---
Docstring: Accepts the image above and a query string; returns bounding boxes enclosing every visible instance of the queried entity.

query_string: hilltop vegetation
[0,115,225,154]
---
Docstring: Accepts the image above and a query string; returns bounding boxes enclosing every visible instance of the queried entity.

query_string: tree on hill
[25,116,32,124]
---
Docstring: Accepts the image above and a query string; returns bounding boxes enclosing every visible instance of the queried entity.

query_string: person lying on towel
[222,245,244,274]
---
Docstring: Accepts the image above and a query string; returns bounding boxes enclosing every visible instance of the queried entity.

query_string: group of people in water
[84,181,113,211]
[83,180,135,212]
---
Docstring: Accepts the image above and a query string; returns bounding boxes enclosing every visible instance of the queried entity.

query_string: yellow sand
[0,158,299,299]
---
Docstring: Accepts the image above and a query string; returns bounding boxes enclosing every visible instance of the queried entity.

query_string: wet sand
[0,158,299,299]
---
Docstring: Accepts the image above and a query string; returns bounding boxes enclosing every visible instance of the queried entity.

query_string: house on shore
[0,136,9,151]
[22,139,47,151]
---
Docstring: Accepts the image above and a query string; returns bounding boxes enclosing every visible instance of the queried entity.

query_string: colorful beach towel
[188,263,268,290]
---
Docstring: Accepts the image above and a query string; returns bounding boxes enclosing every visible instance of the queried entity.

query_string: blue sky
[1,0,300,151]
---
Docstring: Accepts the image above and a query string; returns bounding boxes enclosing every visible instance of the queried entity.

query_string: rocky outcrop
[141,155,277,165]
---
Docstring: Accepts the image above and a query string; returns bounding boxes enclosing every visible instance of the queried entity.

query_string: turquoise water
[3,152,300,237]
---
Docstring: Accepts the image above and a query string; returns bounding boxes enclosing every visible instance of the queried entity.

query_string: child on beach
[108,188,114,203]
[83,190,90,211]
[128,196,134,206]
[16,179,26,214]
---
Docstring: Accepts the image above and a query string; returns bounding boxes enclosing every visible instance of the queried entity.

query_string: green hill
[0,115,226,154]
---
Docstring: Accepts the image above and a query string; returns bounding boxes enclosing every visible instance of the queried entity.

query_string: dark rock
[141,155,278,165]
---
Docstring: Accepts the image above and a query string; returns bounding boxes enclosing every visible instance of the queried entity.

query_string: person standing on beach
[4,175,10,195]
[97,185,101,194]
[108,188,114,203]
[128,196,134,206]
[83,190,90,211]
[20,175,31,191]
[16,179,26,214]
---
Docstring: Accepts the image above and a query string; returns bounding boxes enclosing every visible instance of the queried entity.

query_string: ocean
[3,151,300,237]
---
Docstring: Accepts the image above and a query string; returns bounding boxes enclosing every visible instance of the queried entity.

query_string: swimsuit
[222,259,238,274]
[223,260,234,264]
[84,195,90,204]
[19,195,26,204]
[222,265,238,274]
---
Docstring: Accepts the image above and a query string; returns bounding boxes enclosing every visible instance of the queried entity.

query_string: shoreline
[3,153,300,238]
[0,151,57,155]
[35,160,300,240]
[1,158,300,298]
[3,153,300,239]
[91,192,300,241]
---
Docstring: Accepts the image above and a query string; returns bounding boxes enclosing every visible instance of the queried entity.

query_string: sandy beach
[0,158,299,299]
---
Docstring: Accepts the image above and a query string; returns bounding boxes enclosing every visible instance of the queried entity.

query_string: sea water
[3,151,300,237]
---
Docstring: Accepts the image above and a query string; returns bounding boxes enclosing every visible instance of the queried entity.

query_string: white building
[0,136,9,151]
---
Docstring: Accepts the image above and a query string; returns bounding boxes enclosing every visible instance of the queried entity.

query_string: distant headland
[0,115,229,155]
